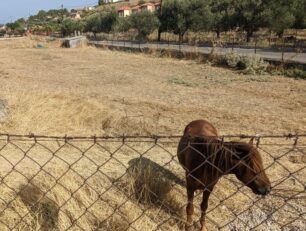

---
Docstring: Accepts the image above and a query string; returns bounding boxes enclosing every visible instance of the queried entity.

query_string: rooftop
[118,6,131,11]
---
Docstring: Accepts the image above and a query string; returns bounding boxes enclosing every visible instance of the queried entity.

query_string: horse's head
[230,139,271,196]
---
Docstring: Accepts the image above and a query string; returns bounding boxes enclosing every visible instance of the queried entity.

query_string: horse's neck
[207,141,236,174]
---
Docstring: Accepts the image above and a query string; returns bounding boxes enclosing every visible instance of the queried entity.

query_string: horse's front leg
[185,181,195,231]
[199,187,213,231]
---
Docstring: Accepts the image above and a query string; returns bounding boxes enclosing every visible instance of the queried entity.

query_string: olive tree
[84,11,118,37]
[61,18,83,37]
[231,0,270,42]
[159,0,211,42]
[130,11,160,40]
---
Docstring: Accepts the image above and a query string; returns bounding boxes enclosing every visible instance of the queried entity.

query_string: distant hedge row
[7,0,306,40]
[83,0,306,41]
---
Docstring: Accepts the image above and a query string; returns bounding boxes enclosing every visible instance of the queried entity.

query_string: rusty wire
[0,133,304,230]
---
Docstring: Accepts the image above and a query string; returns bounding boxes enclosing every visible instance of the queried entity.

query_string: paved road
[0,36,25,41]
[89,40,306,65]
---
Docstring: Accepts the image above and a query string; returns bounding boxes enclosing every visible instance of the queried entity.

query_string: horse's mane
[191,137,261,180]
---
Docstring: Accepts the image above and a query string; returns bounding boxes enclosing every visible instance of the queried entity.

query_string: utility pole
[61,4,64,22]
[27,11,30,31]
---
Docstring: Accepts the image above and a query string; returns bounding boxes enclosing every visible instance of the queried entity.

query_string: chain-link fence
[0,133,305,230]
[87,32,306,66]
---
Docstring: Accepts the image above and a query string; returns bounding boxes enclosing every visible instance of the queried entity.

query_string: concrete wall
[62,36,87,48]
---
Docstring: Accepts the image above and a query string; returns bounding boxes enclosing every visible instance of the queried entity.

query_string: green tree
[16,18,26,25]
[15,27,26,35]
[130,11,160,40]
[266,0,296,37]
[41,22,61,35]
[231,0,270,42]
[84,14,101,37]
[61,18,83,37]
[114,17,131,33]
[189,0,213,33]
[37,10,47,20]
[99,11,118,33]
[6,22,25,35]
[98,0,105,6]
[292,0,306,29]
[84,11,117,37]
[210,0,234,38]
[159,0,210,42]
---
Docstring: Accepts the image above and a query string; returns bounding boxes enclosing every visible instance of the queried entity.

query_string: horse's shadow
[18,184,59,231]
[124,157,186,227]
[127,157,185,186]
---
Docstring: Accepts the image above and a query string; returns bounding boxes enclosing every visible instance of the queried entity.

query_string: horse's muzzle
[258,186,271,195]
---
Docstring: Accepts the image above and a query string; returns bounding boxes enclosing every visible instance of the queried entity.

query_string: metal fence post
[281,37,285,64]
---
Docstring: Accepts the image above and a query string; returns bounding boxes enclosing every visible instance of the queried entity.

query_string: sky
[0,0,98,24]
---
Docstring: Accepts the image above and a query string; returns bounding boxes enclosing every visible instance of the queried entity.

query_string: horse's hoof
[199,226,208,231]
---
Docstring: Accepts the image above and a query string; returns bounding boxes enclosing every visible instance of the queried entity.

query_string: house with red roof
[117,1,161,17]
[118,6,131,17]
[139,3,156,12]
[131,5,141,14]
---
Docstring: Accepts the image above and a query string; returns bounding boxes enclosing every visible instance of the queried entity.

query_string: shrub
[238,55,268,75]
[223,53,268,75]
[285,68,306,79]
[126,158,173,204]
[224,52,241,68]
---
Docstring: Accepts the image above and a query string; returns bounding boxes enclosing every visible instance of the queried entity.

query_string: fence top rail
[0,133,305,141]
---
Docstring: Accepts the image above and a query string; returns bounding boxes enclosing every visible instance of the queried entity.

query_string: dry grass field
[0,37,305,231]
[0,37,305,136]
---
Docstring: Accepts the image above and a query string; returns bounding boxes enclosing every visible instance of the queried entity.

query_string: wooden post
[281,36,285,64]
[232,32,234,52]
[167,30,170,47]
[269,31,271,46]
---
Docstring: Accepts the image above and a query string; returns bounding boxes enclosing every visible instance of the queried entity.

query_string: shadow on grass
[114,157,186,228]
[19,184,59,231]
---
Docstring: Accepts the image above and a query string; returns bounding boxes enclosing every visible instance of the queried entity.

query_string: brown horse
[177,120,271,231]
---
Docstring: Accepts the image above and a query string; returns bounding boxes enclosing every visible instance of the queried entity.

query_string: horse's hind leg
[199,187,213,231]
[185,183,195,231]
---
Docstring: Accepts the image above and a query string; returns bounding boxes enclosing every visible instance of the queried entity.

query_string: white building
[118,6,131,17]
[102,0,122,3]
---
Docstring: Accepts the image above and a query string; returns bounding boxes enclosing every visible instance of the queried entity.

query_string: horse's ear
[249,137,255,145]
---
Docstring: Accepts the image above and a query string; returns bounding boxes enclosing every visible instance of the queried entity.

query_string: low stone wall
[62,36,87,48]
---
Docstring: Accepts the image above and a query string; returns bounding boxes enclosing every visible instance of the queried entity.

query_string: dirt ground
[0,37,305,136]
[0,38,305,231]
